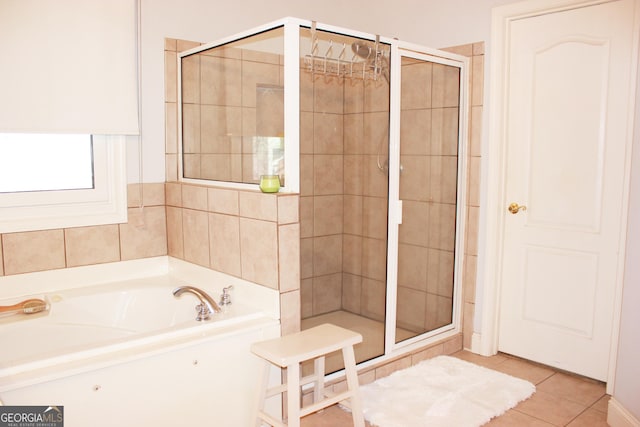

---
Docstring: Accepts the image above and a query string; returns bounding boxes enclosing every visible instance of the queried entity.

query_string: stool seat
[251,323,362,367]
[250,323,365,427]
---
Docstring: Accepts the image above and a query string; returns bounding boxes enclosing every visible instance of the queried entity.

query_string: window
[0,134,94,193]
[0,134,127,233]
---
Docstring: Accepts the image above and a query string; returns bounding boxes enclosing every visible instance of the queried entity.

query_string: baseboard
[608,398,640,427]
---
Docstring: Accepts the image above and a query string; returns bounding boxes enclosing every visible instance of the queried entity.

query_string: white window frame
[0,135,127,233]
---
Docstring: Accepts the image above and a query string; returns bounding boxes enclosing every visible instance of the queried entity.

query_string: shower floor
[301,310,416,374]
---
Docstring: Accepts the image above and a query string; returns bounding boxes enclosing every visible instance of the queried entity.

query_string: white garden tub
[0,257,281,427]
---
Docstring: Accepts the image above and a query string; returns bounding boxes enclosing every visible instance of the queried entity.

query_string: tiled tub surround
[0,183,168,276]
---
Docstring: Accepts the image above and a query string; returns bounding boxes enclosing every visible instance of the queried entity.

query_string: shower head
[351,41,374,60]
[351,41,389,83]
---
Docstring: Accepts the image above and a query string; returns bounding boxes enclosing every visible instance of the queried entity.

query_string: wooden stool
[250,323,365,427]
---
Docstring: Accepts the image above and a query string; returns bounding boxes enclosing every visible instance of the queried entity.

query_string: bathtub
[0,257,281,427]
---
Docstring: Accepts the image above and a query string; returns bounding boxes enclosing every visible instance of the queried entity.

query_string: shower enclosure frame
[176,16,470,367]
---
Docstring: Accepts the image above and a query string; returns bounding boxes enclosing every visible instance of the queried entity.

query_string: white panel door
[498,0,637,381]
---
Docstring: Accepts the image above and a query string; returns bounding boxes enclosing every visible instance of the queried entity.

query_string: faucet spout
[173,286,221,321]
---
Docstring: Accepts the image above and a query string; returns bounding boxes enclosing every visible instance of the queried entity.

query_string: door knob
[508,202,527,214]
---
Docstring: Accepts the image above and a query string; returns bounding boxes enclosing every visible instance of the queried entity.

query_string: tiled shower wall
[300,67,391,323]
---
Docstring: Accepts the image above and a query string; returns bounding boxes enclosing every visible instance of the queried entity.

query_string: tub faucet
[173,286,221,321]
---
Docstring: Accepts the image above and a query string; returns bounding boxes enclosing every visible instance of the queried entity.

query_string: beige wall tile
[398,201,429,246]
[342,234,362,276]
[0,238,3,276]
[313,195,343,236]
[344,80,364,114]
[181,55,200,104]
[473,42,485,56]
[300,278,313,318]
[200,56,242,106]
[466,206,479,256]
[313,234,342,276]
[278,224,300,292]
[375,356,411,380]
[165,182,182,207]
[343,195,363,235]
[182,184,208,211]
[300,111,314,154]
[164,38,177,52]
[280,290,301,335]
[313,112,343,154]
[239,191,277,221]
[164,51,177,103]
[299,196,313,238]
[443,333,463,354]
[361,277,385,321]
[463,254,478,304]
[207,187,239,215]
[242,61,280,108]
[397,286,426,331]
[209,213,241,277]
[300,70,314,112]
[399,155,430,202]
[3,230,65,275]
[471,55,484,107]
[400,109,431,155]
[468,156,481,207]
[128,183,166,208]
[165,102,178,154]
[65,225,120,267]
[398,243,427,291]
[362,196,388,240]
[401,61,432,110]
[165,154,178,182]
[364,79,390,113]
[166,206,184,259]
[343,155,363,195]
[314,77,343,114]
[312,273,342,315]
[362,155,388,198]
[277,195,299,224]
[344,114,364,154]
[176,40,200,52]
[411,343,444,365]
[182,208,210,267]
[300,154,314,196]
[182,104,201,155]
[300,237,313,279]
[313,155,343,195]
[341,273,362,314]
[120,207,168,261]
[361,237,387,281]
[239,218,278,289]
[470,106,483,158]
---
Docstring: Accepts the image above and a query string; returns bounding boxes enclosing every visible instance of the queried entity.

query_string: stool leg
[342,346,364,427]
[255,360,271,427]
[313,356,325,404]
[286,363,301,427]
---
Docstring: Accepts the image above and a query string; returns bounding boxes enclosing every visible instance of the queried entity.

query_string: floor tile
[566,407,609,427]
[490,356,556,385]
[485,409,555,426]
[452,349,510,369]
[536,372,605,406]
[515,390,587,426]
[591,395,610,413]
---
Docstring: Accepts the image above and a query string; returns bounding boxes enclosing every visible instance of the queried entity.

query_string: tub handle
[220,286,233,306]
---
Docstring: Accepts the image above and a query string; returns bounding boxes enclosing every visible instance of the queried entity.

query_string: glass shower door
[391,51,464,345]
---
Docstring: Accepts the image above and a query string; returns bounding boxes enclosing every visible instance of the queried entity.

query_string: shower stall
[177,18,468,373]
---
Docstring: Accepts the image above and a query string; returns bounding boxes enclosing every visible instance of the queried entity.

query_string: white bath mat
[353,355,535,427]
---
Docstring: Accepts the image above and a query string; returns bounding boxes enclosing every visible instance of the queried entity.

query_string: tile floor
[301,350,609,427]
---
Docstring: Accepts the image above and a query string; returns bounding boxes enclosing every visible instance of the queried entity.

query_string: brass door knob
[508,202,527,214]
